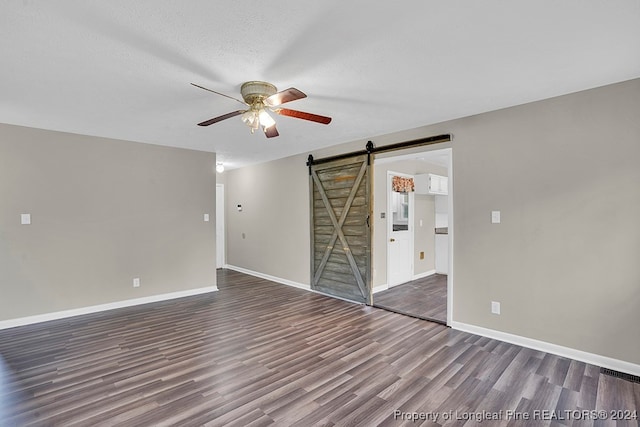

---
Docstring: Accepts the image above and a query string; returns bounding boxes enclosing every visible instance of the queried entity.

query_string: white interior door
[387,172,414,287]
[216,184,225,269]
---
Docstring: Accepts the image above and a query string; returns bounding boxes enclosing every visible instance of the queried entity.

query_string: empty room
[1,1,639,426]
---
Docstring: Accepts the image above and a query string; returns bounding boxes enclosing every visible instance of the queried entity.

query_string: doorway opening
[372,148,452,325]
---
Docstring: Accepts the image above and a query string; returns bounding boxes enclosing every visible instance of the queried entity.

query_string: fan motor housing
[241,81,277,105]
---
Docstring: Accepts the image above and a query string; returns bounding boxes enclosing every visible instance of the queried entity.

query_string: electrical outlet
[491,211,501,224]
[133,278,140,288]
[491,301,501,315]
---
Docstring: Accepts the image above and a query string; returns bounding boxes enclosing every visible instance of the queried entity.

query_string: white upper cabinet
[415,173,448,195]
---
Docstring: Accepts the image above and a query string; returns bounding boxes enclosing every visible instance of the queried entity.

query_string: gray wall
[225,78,640,365]
[226,157,310,284]
[0,124,217,321]
[450,79,640,364]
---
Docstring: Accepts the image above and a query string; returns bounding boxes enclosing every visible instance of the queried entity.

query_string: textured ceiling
[1,1,639,169]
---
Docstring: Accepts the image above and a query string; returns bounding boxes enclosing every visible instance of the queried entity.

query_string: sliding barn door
[310,155,372,304]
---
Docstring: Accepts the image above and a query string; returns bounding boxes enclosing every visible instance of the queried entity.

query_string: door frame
[373,147,453,326]
[386,170,415,288]
[216,183,225,269]
[446,150,453,326]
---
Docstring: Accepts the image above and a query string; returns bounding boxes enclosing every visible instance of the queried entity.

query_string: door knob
[390,238,395,242]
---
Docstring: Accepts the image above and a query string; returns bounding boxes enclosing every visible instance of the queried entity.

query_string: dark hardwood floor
[0,269,638,426]
[374,274,447,324]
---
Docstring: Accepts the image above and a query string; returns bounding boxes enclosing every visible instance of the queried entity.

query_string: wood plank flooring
[0,269,638,426]
[374,274,447,323]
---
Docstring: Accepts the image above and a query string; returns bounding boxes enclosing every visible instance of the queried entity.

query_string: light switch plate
[491,301,501,315]
[491,211,501,224]
[21,213,31,225]
[204,213,210,222]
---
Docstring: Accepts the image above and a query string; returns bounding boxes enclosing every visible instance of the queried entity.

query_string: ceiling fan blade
[197,110,245,126]
[264,125,279,138]
[264,88,306,107]
[191,83,247,106]
[274,108,332,125]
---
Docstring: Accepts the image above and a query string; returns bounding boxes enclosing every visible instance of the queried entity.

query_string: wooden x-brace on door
[309,154,372,304]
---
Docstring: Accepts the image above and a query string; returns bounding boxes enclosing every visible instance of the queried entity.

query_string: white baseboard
[413,269,436,280]
[450,321,640,377]
[0,286,218,331]
[373,284,389,294]
[225,265,311,291]
[374,270,437,294]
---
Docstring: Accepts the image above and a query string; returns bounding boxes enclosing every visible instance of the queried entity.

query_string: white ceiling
[2,1,639,169]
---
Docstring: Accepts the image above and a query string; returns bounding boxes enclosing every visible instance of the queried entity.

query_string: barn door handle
[366,215,370,228]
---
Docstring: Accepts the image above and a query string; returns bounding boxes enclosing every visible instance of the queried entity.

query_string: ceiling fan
[191,81,332,138]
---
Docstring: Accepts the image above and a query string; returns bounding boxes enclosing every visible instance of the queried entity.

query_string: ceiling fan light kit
[240,81,277,104]
[192,81,331,138]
